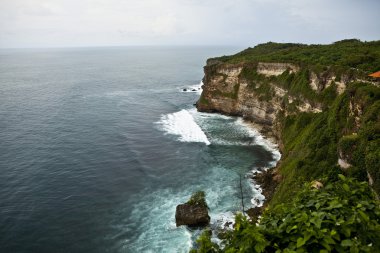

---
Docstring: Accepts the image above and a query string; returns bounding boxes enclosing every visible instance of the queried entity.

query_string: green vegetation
[187,191,208,209]
[191,175,380,252]
[190,229,220,253]
[211,39,380,73]
[192,40,380,252]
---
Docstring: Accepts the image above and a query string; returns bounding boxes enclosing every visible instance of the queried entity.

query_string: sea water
[0,46,279,253]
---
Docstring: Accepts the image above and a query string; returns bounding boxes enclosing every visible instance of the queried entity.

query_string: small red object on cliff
[368,71,380,78]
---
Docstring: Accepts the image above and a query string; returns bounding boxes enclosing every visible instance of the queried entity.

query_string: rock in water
[175,203,210,227]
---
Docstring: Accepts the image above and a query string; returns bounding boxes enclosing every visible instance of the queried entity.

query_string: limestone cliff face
[257,62,299,76]
[197,61,355,144]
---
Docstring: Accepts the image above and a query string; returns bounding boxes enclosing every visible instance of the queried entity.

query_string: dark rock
[246,168,282,221]
[192,89,197,91]
[246,206,263,220]
[254,168,281,202]
[175,203,210,227]
[183,88,187,92]
[224,221,233,227]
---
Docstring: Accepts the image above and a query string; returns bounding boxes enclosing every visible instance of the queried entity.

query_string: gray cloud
[0,0,379,48]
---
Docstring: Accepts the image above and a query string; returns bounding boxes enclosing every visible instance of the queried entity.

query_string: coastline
[241,118,282,218]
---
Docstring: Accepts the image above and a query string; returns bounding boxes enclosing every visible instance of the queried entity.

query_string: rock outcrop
[175,203,210,227]
[176,191,210,227]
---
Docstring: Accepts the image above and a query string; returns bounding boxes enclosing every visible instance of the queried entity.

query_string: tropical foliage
[210,39,380,73]
[191,176,380,253]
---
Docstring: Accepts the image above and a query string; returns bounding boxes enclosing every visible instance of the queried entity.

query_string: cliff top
[208,39,380,74]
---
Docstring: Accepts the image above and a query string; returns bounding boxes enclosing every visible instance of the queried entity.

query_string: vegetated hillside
[192,39,380,252]
[210,39,380,73]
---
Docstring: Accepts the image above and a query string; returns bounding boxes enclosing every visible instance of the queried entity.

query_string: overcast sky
[0,0,379,48]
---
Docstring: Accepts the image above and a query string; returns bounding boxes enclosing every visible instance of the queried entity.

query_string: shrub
[190,229,220,253]
[338,134,360,161]
[190,175,380,253]
[260,175,380,252]
[187,191,208,209]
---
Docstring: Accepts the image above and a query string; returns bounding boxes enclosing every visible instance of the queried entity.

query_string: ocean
[0,46,280,253]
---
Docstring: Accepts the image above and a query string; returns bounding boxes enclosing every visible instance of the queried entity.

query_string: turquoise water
[0,47,279,252]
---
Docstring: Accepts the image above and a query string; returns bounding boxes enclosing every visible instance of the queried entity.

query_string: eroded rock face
[175,203,210,227]
[197,62,363,138]
[257,62,299,76]
[197,62,322,143]
[308,71,355,94]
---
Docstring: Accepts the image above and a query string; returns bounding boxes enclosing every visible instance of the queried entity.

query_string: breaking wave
[156,109,210,145]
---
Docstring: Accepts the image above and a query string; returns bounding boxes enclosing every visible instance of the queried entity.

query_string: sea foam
[156,109,210,145]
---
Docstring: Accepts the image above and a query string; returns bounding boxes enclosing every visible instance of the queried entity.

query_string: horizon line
[0,44,243,50]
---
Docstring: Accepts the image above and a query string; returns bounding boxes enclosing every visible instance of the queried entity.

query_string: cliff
[197,61,335,145]
[196,40,380,205]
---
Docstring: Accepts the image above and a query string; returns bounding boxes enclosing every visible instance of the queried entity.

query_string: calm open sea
[0,46,279,253]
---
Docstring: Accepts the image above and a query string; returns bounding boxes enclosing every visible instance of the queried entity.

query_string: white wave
[180,81,203,95]
[156,109,210,145]
[248,179,266,207]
